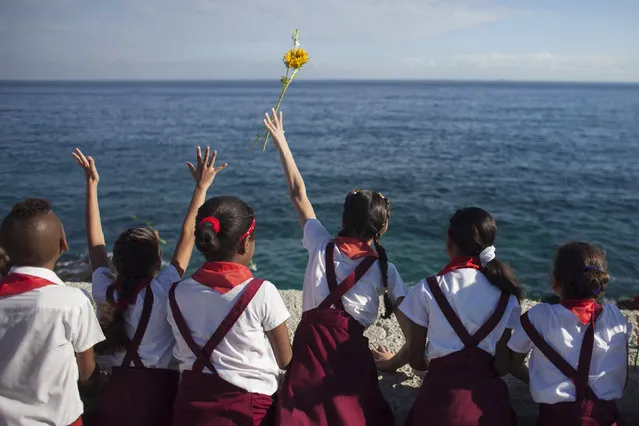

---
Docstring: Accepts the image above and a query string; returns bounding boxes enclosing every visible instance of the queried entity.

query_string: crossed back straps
[318,241,377,311]
[106,283,154,368]
[168,278,265,374]
[426,277,510,348]
[521,306,602,401]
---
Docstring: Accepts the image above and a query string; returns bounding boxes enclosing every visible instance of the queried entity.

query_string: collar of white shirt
[9,266,66,286]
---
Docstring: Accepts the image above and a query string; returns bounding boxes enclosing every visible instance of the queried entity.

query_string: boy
[0,198,105,426]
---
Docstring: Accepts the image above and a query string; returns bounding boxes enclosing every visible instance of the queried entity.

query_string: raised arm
[73,148,109,271]
[170,146,228,277]
[263,109,316,230]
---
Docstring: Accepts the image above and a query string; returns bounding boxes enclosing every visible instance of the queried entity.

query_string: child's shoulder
[38,284,93,311]
[600,302,630,326]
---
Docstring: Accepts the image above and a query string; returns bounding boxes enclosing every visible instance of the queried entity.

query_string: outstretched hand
[263,108,286,148]
[186,146,228,190]
[73,148,99,185]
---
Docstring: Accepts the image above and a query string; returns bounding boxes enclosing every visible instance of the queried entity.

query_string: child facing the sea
[263,109,410,426]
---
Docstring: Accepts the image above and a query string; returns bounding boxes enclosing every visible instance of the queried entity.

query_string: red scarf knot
[334,237,379,260]
[560,299,602,326]
[192,261,254,294]
[438,256,482,276]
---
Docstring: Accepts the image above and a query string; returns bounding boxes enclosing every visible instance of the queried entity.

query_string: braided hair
[340,189,393,318]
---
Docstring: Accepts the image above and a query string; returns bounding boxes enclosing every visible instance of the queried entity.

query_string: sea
[0,81,638,299]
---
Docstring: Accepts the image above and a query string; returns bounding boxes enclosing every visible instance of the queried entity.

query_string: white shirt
[0,267,105,426]
[399,268,521,360]
[508,302,630,404]
[302,219,407,328]
[92,265,180,370]
[168,277,290,396]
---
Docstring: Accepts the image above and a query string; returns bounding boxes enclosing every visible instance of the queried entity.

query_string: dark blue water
[1,81,638,298]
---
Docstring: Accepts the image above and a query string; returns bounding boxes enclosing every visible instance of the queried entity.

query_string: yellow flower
[283,48,309,69]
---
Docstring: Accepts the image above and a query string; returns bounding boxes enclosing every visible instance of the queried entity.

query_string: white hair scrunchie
[479,246,496,267]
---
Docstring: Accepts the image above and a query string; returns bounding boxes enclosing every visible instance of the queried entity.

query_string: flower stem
[261,69,299,151]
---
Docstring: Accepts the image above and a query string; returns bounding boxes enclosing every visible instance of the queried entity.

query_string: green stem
[261,69,299,151]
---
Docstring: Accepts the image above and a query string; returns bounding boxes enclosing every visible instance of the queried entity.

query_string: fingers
[203,146,210,169]
[88,156,97,169]
[196,146,203,169]
[214,163,229,173]
[279,110,283,129]
[207,150,216,169]
[73,148,89,168]
[186,162,196,176]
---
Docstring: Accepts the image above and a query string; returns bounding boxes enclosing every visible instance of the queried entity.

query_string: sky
[1,0,638,81]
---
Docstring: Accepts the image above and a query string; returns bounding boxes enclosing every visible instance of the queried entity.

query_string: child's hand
[263,108,286,149]
[186,146,228,190]
[73,148,99,185]
[372,346,396,372]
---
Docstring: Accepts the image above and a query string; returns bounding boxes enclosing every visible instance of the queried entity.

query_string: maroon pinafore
[169,278,275,426]
[520,309,626,426]
[95,285,179,426]
[405,277,516,426]
[275,242,394,426]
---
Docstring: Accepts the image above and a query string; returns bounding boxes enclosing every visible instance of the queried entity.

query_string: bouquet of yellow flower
[249,29,309,151]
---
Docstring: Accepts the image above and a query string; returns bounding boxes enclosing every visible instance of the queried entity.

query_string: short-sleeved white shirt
[399,268,521,360]
[92,265,181,370]
[508,302,630,404]
[168,277,290,396]
[302,219,407,328]
[0,267,105,426]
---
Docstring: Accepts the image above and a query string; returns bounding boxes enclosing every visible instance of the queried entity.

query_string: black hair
[553,242,609,300]
[448,207,524,301]
[339,189,394,318]
[0,246,10,277]
[195,196,255,262]
[0,198,61,267]
[96,227,160,354]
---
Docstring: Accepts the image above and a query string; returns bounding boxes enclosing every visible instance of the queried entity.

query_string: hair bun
[196,221,220,253]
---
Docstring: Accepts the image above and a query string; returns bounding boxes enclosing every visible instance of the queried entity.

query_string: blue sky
[1,0,638,81]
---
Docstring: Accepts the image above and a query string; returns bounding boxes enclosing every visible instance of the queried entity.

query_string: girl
[508,242,630,426]
[73,146,226,426]
[167,196,292,425]
[400,207,522,426]
[263,109,409,426]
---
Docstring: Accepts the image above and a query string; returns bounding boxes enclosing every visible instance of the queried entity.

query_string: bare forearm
[171,185,207,276]
[85,183,108,270]
[275,143,315,228]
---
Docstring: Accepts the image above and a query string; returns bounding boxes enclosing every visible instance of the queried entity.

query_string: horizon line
[1,78,639,85]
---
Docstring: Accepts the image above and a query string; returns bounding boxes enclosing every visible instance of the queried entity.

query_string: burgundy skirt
[276,309,394,426]
[537,400,625,426]
[172,370,275,426]
[405,347,516,426]
[95,366,179,426]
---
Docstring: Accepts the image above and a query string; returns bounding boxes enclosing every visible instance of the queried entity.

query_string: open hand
[186,146,228,190]
[73,148,99,185]
[263,108,286,147]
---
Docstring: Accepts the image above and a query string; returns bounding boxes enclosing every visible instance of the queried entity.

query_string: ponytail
[95,283,131,354]
[373,236,393,319]
[482,259,524,302]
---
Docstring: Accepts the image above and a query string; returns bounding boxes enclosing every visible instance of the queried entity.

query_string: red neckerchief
[334,237,379,260]
[0,273,56,296]
[111,277,153,310]
[191,262,253,294]
[560,299,602,326]
[438,256,482,275]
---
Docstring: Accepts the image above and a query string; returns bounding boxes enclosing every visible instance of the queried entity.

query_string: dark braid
[373,235,393,319]
[341,189,393,319]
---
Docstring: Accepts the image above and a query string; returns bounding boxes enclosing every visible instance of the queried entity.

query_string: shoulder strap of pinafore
[169,278,265,374]
[106,283,154,368]
[521,307,602,401]
[319,241,377,310]
[426,276,510,348]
